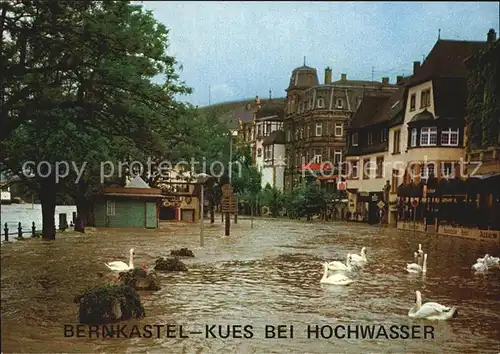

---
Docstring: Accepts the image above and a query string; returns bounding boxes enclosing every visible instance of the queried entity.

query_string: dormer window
[367,132,373,145]
[352,132,358,146]
[317,98,325,108]
[336,99,344,109]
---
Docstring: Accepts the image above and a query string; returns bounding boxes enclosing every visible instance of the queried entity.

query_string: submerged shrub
[170,248,195,257]
[154,257,188,272]
[73,284,145,324]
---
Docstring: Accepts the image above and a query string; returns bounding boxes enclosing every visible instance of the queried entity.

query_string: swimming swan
[350,247,367,263]
[471,259,488,273]
[105,248,135,271]
[320,263,354,286]
[328,254,354,272]
[417,244,424,255]
[407,253,427,273]
[477,254,499,268]
[408,290,457,320]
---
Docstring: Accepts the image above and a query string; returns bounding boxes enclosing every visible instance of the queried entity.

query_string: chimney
[382,77,389,84]
[324,67,332,84]
[396,75,403,84]
[487,28,497,43]
[341,73,347,81]
[413,61,420,75]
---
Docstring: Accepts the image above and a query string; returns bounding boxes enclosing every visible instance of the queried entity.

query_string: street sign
[221,196,238,213]
[221,184,233,198]
[377,201,385,209]
[411,199,419,208]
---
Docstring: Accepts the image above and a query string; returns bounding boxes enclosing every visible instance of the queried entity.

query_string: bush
[73,284,145,324]
[119,267,161,291]
[170,248,195,257]
[154,257,188,272]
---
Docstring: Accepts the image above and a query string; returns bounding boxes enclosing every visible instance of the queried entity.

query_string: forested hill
[198,97,285,128]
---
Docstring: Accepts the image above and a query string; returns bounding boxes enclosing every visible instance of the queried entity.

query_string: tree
[1,1,191,239]
[259,184,284,217]
[283,184,329,221]
[230,143,261,200]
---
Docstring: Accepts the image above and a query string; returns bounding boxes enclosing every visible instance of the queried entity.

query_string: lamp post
[195,173,211,247]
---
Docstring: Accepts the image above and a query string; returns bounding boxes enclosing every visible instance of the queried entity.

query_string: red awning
[317,175,339,181]
[300,163,334,171]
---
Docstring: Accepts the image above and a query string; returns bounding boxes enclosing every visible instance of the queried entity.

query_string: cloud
[138,1,499,106]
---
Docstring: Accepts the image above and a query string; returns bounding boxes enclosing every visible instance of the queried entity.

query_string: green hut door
[145,202,157,229]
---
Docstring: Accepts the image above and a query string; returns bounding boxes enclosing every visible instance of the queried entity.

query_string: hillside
[198,97,285,129]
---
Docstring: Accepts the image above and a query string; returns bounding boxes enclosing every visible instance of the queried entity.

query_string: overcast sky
[139,1,499,107]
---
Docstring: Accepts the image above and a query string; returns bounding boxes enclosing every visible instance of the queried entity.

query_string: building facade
[262,130,286,190]
[236,96,285,187]
[345,83,406,224]
[283,64,399,192]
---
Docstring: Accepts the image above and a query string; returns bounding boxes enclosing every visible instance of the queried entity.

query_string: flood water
[1,218,499,353]
[1,204,77,235]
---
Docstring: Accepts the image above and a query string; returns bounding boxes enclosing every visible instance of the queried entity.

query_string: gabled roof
[408,39,487,86]
[262,130,286,146]
[351,80,408,129]
[350,96,390,129]
[125,175,150,188]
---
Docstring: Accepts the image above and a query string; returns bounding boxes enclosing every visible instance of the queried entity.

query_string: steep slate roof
[402,39,487,123]
[331,79,394,87]
[351,79,408,129]
[408,39,487,86]
[432,76,468,119]
[409,108,435,123]
[262,130,286,146]
[350,96,390,129]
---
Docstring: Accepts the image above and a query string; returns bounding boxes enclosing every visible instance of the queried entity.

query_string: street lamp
[195,173,211,247]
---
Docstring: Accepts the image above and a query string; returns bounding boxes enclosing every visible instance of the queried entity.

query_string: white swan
[328,254,354,272]
[105,248,135,271]
[471,259,488,273]
[417,244,424,255]
[320,263,354,286]
[408,290,457,320]
[479,254,499,268]
[407,253,427,273]
[485,256,499,268]
[350,247,367,263]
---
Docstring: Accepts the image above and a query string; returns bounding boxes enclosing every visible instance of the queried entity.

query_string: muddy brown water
[1,218,499,353]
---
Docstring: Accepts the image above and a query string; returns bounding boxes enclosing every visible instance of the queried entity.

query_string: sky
[138,1,500,107]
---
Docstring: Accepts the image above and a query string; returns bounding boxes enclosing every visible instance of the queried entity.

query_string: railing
[2,212,77,242]
[3,222,41,241]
